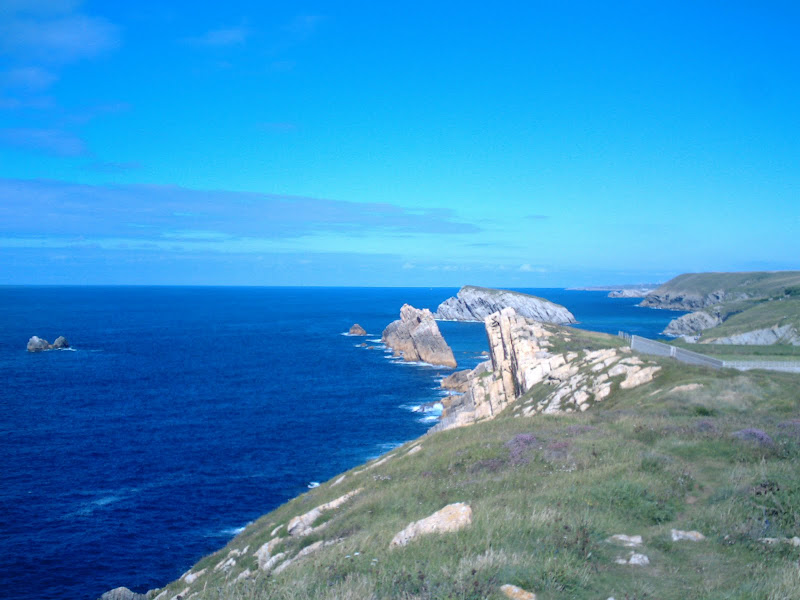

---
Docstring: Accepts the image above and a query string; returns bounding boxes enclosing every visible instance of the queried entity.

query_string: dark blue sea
[0,287,678,600]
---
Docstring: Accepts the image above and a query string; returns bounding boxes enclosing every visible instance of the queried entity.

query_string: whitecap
[221,525,247,536]
[307,481,320,489]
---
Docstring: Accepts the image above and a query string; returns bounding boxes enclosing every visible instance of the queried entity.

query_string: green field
[148,329,800,600]
[669,339,800,362]
[650,271,800,300]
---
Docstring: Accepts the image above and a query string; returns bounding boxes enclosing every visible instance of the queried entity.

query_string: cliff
[382,304,457,367]
[129,317,800,600]
[434,285,576,324]
[433,308,660,431]
[646,272,800,345]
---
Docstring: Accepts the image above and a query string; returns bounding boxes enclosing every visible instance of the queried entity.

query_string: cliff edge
[434,286,576,324]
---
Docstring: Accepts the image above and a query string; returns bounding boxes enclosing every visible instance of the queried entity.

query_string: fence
[624,334,800,373]
[630,335,724,369]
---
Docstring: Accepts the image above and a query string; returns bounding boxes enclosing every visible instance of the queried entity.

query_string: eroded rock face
[640,289,736,311]
[608,289,652,298]
[705,324,800,346]
[440,369,472,393]
[431,308,661,431]
[382,305,457,367]
[390,502,472,547]
[287,488,362,537]
[348,324,367,335]
[663,311,721,337]
[434,286,576,324]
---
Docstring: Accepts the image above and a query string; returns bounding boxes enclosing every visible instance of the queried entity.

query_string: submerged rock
[382,305,457,367]
[435,286,576,324]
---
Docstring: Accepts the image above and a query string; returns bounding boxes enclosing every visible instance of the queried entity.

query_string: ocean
[0,287,679,600]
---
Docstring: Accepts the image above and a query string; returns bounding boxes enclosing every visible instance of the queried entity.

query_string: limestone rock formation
[434,286,576,324]
[390,502,472,547]
[382,305,457,367]
[27,335,69,352]
[440,369,472,393]
[348,323,367,335]
[663,311,721,337]
[287,488,362,537]
[500,584,538,600]
[432,308,661,431]
[639,289,735,311]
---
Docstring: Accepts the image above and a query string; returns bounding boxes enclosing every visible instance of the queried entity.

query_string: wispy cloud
[2,66,58,90]
[0,14,120,63]
[184,25,250,47]
[0,179,481,250]
[0,128,86,156]
[83,160,142,173]
[525,214,550,220]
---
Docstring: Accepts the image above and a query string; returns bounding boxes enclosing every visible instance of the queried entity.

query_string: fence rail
[625,335,800,373]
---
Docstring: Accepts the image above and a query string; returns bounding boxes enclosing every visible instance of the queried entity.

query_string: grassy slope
[669,339,800,362]
[699,298,800,342]
[652,272,800,299]
[154,331,800,600]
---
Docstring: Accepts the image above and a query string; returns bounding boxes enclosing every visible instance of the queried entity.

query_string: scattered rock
[671,529,705,542]
[615,551,650,566]
[407,445,422,455]
[671,383,704,393]
[234,569,251,582]
[382,305,457,367]
[182,568,206,584]
[390,502,472,547]
[758,536,800,546]
[435,285,576,324]
[608,288,652,298]
[254,537,284,570]
[348,324,367,336]
[607,534,643,547]
[500,583,537,599]
[331,475,346,487]
[287,488,362,537]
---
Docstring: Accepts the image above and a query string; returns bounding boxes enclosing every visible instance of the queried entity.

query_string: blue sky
[1,1,798,286]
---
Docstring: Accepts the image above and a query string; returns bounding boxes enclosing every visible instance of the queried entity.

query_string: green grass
[698,298,800,342]
[649,271,800,301]
[149,349,800,600]
[669,339,800,362]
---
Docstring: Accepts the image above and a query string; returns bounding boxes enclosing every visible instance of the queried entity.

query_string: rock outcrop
[382,305,457,367]
[434,286,576,324]
[390,502,472,547]
[27,335,69,352]
[348,324,367,335]
[432,308,661,431]
[99,588,149,600]
[663,311,721,337]
[608,289,652,298]
[704,324,800,346]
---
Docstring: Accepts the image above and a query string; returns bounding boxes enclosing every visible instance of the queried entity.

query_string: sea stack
[348,324,368,335]
[27,335,69,352]
[382,304,457,368]
[435,285,576,324]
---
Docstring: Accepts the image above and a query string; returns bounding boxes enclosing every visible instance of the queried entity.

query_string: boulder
[382,305,457,367]
[500,584,537,599]
[440,369,472,392]
[435,286,576,324]
[671,529,705,542]
[348,324,367,336]
[99,588,149,600]
[52,335,70,349]
[390,502,472,547]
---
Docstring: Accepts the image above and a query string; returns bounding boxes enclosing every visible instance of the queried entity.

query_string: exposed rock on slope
[348,323,367,335]
[608,289,652,298]
[434,286,576,324]
[433,308,660,431]
[382,305,457,367]
[704,324,800,346]
[663,311,722,337]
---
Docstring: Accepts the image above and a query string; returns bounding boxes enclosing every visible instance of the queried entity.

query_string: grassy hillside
[699,298,800,343]
[147,329,800,600]
[648,271,800,302]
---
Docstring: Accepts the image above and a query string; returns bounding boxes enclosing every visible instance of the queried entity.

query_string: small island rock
[348,324,367,336]
[435,286,576,324]
[382,305,457,368]
[52,336,70,349]
[27,335,70,352]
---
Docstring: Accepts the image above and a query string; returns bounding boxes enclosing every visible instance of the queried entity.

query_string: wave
[307,481,320,489]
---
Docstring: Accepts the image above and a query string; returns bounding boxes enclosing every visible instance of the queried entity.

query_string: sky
[1,1,798,286]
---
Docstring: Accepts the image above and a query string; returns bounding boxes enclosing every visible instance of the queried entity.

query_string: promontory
[434,285,576,324]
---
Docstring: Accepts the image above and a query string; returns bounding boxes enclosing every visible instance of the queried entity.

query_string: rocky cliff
[433,308,660,431]
[663,311,722,337]
[434,286,576,324]
[382,305,457,368]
